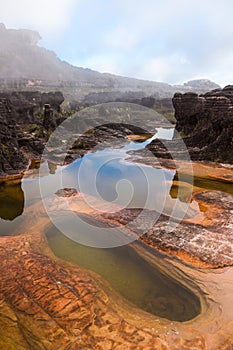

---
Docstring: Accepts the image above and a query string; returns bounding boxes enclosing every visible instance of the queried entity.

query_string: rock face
[0,91,64,175]
[172,86,233,163]
[0,98,27,174]
[0,91,64,124]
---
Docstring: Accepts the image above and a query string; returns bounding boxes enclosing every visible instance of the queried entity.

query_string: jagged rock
[172,86,233,163]
[43,103,55,131]
[0,91,64,124]
[0,91,65,175]
[0,98,27,174]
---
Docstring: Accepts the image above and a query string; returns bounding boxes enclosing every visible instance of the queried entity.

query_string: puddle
[46,223,201,322]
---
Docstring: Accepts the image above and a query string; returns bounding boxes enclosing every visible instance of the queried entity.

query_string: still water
[0,128,204,321]
[46,222,201,321]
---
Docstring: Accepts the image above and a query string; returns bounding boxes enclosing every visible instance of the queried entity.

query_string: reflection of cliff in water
[0,182,24,220]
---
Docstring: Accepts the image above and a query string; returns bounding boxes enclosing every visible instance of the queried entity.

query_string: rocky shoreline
[0,179,233,349]
[1,84,233,178]
[0,86,233,349]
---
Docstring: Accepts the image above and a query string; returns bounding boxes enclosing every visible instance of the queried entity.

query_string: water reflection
[0,128,199,237]
[46,224,201,321]
[172,171,233,195]
[0,181,24,220]
[63,130,176,212]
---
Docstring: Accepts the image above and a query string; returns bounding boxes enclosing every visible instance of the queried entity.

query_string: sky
[1,0,233,86]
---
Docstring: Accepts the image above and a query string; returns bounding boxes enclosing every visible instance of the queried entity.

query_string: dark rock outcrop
[172,86,233,163]
[0,91,64,124]
[0,91,65,175]
[0,98,27,174]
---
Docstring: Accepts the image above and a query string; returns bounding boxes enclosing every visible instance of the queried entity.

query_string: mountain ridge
[0,23,220,98]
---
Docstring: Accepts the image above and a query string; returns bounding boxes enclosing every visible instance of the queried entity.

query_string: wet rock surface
[46,121,150,165]
[99,189,233,268]
[0,232,207,350]
[0,165,233,349]
[0,237,96,349]
[46,166,233,269]
[0,191,232,349]
[0,85,233,348]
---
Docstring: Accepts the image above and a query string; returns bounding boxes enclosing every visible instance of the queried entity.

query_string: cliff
[0,91,64,175]
[0,23,220,98]
[172,86,233,163]
[0,98,27,174]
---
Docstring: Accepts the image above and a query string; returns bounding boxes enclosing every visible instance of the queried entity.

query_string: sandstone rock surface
[0,233,206,350]
[172,86,233,163]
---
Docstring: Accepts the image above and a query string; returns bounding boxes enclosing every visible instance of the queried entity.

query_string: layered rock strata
[172,86,233,163]
[0,98,27,174]
[0,92,64,175]
[0,232,206,350]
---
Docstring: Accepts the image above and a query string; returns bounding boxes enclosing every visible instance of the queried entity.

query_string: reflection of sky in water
[63,130,175,212]
[1,127,199,235]
[155,127,174,140]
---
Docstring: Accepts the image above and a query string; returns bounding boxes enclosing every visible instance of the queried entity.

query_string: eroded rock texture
[0,90,64,124]
[172,86,233,163]
[0,98,27,174]
[0,234,206,350]
[0,236,95,349]
[100,189,233,268]
[0,91,65,175]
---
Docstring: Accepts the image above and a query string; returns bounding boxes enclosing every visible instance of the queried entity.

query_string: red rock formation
[1,234,202,349]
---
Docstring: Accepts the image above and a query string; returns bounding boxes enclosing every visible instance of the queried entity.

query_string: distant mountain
[0,23,220,98]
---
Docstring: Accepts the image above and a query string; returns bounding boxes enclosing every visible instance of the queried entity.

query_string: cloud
[0,0,77,36]
[66,0,233,85]
[138,55,191,83]
[1,0,233,85]
[81,55,122,75]
[104,26,140,51]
